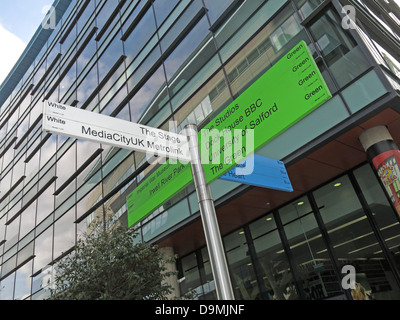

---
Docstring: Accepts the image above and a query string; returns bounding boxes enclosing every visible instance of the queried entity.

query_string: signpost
[42,100,191,162]
[42,41,332,301]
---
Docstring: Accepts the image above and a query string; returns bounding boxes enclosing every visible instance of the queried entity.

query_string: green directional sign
[127,41,332,228]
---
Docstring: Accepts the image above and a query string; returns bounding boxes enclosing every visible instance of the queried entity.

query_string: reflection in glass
[77,63,98,106]
[4,216,20,252]
[36,184,55,225]
[31,266,52,298]
[95,0,120,32]
[123,6,156,66]
[0,273,16,300]
[19,201,36,241]
[153,0,179,27]
[14,261,33,300]
[33,227,53,275]
[98,35,124,81]
[53,208,75,260]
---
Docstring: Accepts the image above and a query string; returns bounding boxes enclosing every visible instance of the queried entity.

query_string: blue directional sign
[220,154,293,192]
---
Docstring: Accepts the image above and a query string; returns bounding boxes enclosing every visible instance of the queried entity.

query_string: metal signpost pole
[185,124,235,300]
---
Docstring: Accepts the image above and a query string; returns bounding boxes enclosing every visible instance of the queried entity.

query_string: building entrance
[177,164,400,300]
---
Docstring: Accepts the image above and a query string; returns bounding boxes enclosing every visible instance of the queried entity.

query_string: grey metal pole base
[185,124,235,300]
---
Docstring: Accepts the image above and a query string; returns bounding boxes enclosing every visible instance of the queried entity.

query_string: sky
[0,0,54,85]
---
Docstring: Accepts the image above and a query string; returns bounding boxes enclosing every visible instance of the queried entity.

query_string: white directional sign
[42,100,191,161]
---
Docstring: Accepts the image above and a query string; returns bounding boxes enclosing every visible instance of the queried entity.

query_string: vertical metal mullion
[243,224,270,300]
[273,209,307,300]
[348,171,400,288]
[196,248,207,290]
[307,192,353,300]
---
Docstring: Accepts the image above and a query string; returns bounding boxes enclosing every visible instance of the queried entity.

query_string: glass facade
[0,0,399,300]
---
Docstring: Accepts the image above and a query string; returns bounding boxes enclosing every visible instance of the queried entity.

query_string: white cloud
[0,24,26,85]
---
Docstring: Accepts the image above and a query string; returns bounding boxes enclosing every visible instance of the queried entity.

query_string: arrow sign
[42,100,191,161]
[220,154,293,192]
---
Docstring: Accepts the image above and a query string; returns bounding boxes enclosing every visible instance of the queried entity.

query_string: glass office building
[0,0,400,300]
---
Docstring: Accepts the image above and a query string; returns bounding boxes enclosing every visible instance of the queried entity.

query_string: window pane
[33,227,53,274]
[53,208,75,259]
[0,273,16,300]
[19,201,36,240]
